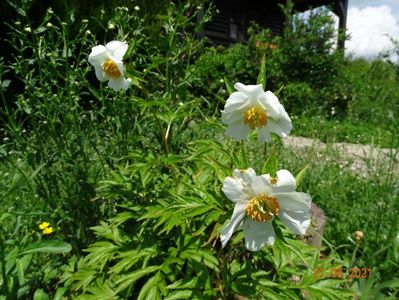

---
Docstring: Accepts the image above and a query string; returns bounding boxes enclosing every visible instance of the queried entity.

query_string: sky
[346,0,399,60]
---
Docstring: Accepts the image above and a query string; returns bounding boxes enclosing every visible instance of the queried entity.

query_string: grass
[291,115,398,148]
[1,1,399,298]
[278,144,399,283]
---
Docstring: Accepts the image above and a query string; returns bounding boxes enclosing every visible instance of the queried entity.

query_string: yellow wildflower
[39,222,50,230]
[42,227,54,235]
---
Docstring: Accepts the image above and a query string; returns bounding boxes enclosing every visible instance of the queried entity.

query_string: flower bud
[353,231,364,243]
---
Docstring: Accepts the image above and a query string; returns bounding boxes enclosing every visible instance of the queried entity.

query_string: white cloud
[346,5,399,60]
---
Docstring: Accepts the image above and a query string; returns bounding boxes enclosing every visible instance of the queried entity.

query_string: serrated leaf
[138,272,165,300]
[20,240,72,255]
[115,265,160,293]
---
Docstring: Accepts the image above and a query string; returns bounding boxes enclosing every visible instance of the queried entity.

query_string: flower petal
[225,122,250,141]
[234,82,264,99]
[257,126,272,143]
[222,177,248,203]
[276,192,311,235]
[276,192,312,212]
[105,41,128,60]
[232,168,256,184]
[267,119,292,138]
[221,108,246,125]
[123,78,132,90]
[243,218,275,251]
[273,169,296,193]
[279,209,311,235]
[88,45,108,67]
[259,91,281,120]
[251,175,273,195]
[220,201,247,248]
[94,66,106,81]
[108,77,130,91]
[222,91,248,115]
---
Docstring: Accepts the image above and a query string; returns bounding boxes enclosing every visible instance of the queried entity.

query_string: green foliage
[0,0,397,299]
[70,139,351,299]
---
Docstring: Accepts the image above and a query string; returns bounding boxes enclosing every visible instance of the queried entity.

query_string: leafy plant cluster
[190,6,399,147]
[0,0,398,299]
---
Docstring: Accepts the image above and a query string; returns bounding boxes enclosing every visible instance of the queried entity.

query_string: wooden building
[201,0,348,48]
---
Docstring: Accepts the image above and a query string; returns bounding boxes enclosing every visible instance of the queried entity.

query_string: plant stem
[0,229,10,298]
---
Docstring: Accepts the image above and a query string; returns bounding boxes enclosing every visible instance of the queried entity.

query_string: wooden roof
[201,0,348,48]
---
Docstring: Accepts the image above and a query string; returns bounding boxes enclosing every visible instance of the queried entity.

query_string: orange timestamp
[313,267,372,280]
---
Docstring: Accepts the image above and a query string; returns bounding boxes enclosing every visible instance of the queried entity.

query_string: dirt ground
[282,136,399,176]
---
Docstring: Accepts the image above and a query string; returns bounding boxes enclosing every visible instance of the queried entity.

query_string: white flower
[221,83,292,143]
[88,41,131,91]
[220,168,311,251]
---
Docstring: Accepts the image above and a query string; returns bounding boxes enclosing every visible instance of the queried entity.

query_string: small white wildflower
[46,22,53,28]
[24,27,32,33]
[221,168,311,251]
[221,82,292,143]
[88,40,131,91]
[134,6,140,11]
[107,22,115,30]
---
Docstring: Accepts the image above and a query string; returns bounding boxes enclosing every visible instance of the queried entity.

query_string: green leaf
[20,240,72,255]
[141,271,168,300]
[262,147,278,176]
[257,54,267,90]
[274,84,284,95]
[224,77,235,95]
[164,290,193,300]
[295,165,310,187]
[53,288,66,300]
[115,265,160,293]
[16,254,32,285]
[33,289,49,300]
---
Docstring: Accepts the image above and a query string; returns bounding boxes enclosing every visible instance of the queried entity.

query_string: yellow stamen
[42,227,54,235]
[39,222,50,230]
[246,194,280,222]
[243,107,268,129]
[102,59,121,78]
[270,176,278,185]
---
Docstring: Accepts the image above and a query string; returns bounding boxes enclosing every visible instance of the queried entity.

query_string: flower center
[246,194,280,222]
[102,59,121,78]
[243,107,268,129]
